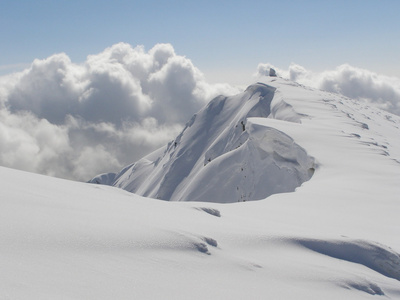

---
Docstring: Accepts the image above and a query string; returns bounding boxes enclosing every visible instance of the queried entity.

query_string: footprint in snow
[194,237,218,255]
[342,279,385,296]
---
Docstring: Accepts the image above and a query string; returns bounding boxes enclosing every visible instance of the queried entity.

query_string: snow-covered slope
[2,162,400,299]
[2,77,400,299]
[100,80,316,202]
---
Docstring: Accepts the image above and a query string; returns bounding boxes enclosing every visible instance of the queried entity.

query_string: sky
[0,0,400,181]
[1,0,400,83]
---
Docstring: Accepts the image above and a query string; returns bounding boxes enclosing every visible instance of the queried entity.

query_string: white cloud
[7,42,398,182]
[0,43,241,181]
[0,110,71,177]
[256,63,400,115]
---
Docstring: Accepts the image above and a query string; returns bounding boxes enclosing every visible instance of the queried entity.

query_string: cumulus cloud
[256,63,400,115]
[0,43,241,181]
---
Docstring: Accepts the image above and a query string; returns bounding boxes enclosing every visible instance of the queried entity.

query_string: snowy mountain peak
[93,79,317,202]
[91,76,400,204]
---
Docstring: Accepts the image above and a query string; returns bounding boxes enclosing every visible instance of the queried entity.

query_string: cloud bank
[0,43,240,180]
[256,63,400,115]
[2,43,399,181]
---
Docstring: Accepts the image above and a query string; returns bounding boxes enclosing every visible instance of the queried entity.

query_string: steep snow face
[109,82,316,202]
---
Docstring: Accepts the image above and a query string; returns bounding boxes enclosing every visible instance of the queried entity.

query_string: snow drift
[92,81,316,202]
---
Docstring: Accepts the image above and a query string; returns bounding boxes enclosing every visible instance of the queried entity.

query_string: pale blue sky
[1,0,399,83]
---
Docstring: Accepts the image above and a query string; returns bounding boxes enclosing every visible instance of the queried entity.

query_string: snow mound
[99,81,316,202]
[296,238,400,281]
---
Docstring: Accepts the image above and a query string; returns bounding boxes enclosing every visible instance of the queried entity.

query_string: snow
[109,82,316,202]
[1,77,400,299]
[87,172,116,185]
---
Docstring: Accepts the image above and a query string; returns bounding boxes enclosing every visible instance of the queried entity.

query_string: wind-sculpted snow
[103,81,316,202]
[295,238,400,281]
[174,124,315,202]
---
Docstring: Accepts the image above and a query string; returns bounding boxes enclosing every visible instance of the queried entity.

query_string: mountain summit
[91,76,400,205]
[90,78,320,202]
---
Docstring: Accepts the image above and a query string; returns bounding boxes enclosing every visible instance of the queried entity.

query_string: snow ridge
[100,80,316,202]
